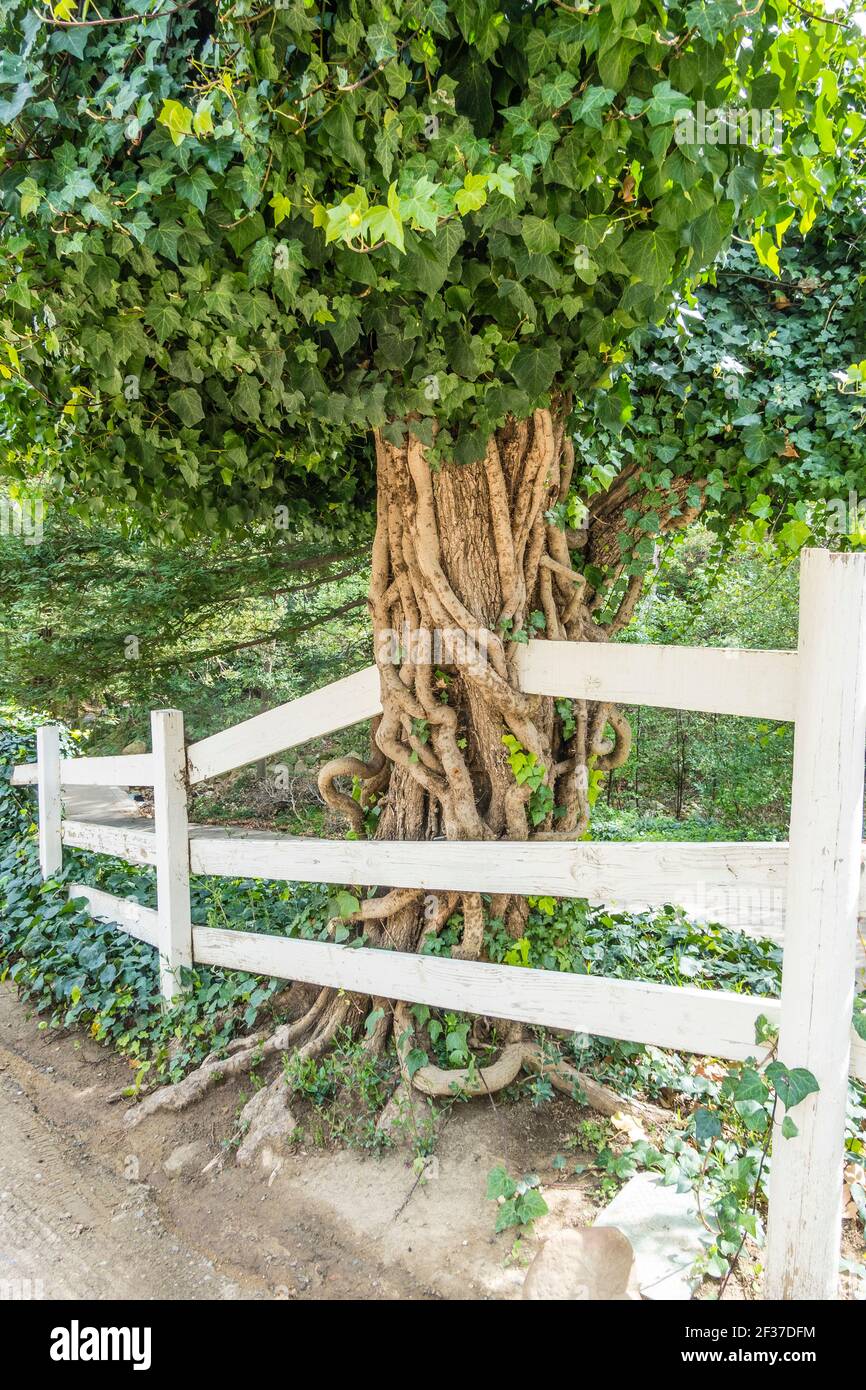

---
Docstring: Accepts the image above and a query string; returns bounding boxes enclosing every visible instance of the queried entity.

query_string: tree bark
[314,408,643,1092]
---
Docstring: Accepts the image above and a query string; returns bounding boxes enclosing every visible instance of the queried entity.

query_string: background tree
[0,512,369,725]
[2,0,865,1123]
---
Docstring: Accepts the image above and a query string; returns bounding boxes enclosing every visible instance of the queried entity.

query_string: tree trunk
[314,408,643,1094]
[319,409,638,977]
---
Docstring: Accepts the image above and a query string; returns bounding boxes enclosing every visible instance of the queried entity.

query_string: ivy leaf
[192,102,214,137]
[168,387,205,427]
[405,1047,428,1079]
[688,204,733,269]
[176,167,214,213]
[18,177,42,217]
[400,175,443,233]
[247,236,274,288]
[269,192,292,227]
[570,85,615,128]
[518,1188,549,1223]
[765,1063,820,1110]
[510,343,561,397]
[694,1107,722,1144]
[454,172,488,216]
[622,229,677,291]
[751,229,781,277]
[521,216,560,255]
[777,518,811,551]
[330,889,360,919]
[366,183,405,252]
[486,163,518,201]
[364,1007,385,1037]
[541,70,576,110]
[486,1165,516,1200]
[156,99,193,147]
[143,302,182,343]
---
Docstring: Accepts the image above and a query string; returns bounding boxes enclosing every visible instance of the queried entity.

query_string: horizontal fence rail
[10,753,153,787]
[185,665,382,783]
[68,881,866,1084]
[63,818,158,866]
[69,883,159,948]
[10,646,799,794]
[517,641,799,721]
[63,820,866,929]
[188,834,791,902]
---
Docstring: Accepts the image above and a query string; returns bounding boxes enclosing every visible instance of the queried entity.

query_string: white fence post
[36,724,62,880]
[765,548,866,1299]
[151,709,192,1004]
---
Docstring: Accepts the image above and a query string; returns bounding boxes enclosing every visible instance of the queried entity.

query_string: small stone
[121,739,148,755]
[522,1228,641,1301]
[594,1171,708,1300]
[162,1140,210,1179]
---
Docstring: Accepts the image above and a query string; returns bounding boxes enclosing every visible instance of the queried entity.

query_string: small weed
[486,1165,549,1233]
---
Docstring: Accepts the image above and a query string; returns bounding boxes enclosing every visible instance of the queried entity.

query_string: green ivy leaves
[0,0,862,535]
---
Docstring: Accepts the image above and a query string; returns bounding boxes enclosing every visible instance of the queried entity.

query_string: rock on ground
[522,1227,641,1300]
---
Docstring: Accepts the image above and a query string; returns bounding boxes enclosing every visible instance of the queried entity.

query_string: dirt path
[0,999,268,1299]
[0,982,601,1300]
[5,980,864,1301]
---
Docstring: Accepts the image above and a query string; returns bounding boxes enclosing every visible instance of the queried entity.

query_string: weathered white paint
[185,665,382,783]
[151,711,192,1003]
[765,550,866,1300]
[9,763,37,786]
[517,640,798,720]
[62,818,157,865]
[57,754,154,787]
[36,725,62,880]
[20,783,866,934]
[67,884,159,948]
[191,925,866,1082]
[192,925,777,1061]
[189,834,792,911]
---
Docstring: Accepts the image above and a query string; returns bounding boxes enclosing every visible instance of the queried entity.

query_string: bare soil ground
[2,981,862,1301]
[0,981,602,1300]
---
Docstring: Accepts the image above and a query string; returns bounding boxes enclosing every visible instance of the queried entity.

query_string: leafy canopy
[572,194,866,571]
[0,0,864,533]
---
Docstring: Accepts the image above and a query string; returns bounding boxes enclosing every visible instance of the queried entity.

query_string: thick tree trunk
[318,409,637,1002]
[316,409,643,1095]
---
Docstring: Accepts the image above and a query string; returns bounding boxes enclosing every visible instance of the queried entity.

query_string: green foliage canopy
[1,0,863,534]
[572,198,866,569]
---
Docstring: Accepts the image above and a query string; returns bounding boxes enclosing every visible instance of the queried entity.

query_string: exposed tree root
[123,986,333,1129]
[521,1042,665,1122]
[235,1078,299,1168]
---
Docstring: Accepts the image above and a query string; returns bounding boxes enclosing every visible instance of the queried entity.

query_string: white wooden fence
[10,547,866,1300]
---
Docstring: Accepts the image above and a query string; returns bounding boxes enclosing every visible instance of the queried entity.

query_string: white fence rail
[10,547,866,1300]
